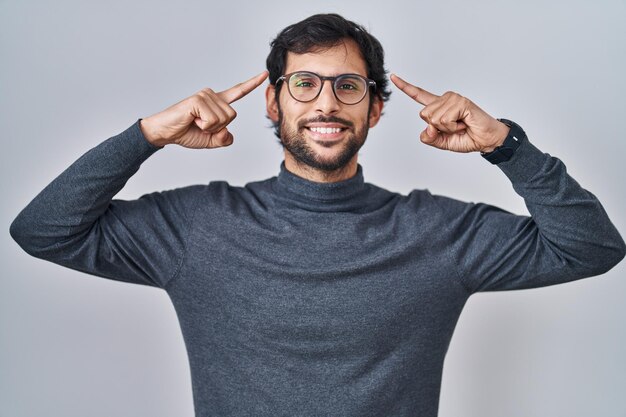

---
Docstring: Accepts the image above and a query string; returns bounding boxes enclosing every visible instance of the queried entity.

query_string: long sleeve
[9,120,203,289]
[434,136,625,293]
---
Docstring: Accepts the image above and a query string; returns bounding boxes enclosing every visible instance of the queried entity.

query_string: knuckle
[195,89,208,100]
[190,95,204,106]
[198,89,216,101]
[218,113,230,126]
[204,114,218,126]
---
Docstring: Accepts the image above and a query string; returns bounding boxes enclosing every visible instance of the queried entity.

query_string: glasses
[276,71,376,105]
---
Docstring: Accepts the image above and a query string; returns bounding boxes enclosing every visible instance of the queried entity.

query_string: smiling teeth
[309,127,342,134]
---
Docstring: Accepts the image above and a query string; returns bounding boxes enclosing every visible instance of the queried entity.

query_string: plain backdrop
[1,1,625,416]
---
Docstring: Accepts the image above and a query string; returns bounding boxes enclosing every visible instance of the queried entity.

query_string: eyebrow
[288,70,368,77]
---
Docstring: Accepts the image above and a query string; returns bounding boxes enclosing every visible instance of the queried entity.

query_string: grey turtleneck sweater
[10,120,625,416]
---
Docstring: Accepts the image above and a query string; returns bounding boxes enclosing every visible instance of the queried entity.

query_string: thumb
[209,128,234,148]
[194,117,212,131]
[420,125,439,145]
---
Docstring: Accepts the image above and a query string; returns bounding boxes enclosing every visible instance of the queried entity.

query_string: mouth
[308,126,345,134]
[303,123,349,142]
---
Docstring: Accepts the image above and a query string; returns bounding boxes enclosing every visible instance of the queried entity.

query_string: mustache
[297,116,354,130]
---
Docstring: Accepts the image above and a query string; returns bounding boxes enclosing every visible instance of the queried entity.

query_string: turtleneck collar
[273,162,371,212]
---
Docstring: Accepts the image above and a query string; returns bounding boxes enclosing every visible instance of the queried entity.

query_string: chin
[279,116,368,172]
[291,145,359,172]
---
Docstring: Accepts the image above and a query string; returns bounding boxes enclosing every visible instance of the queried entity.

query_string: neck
[283,154,358,183]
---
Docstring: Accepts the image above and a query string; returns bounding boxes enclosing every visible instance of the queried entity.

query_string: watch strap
[481,119,526,164]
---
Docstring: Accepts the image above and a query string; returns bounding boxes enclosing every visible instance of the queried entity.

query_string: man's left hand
[390,74,510,153]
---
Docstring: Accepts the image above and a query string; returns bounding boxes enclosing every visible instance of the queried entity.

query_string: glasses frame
[276,71,377,105]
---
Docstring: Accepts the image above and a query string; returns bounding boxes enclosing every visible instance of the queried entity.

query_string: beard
[278,112,369,172]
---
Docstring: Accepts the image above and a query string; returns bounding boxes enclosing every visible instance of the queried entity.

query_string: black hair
[266,13,391,138]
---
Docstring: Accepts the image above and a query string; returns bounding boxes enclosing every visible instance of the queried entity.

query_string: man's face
[266,39,382,173]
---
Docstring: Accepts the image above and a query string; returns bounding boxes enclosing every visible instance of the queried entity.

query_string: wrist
[480,120,511,153]
[139,118,167,147]
[481,119,526,165]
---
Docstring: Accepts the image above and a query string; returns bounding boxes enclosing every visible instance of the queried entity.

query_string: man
[10,13,625,417]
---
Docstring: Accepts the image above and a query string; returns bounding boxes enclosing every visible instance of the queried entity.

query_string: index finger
[218,71,269,104]
[390,74,438,106]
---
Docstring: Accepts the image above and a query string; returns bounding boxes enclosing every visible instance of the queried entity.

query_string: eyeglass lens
[287,72,368,104]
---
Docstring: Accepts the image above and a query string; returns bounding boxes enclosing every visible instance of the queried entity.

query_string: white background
[2,0,625,416]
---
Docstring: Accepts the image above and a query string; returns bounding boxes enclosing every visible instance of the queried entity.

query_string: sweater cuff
[496,136,551,184]
[132,118,164,151]
[93,119,163,171]
[102,119,163,169]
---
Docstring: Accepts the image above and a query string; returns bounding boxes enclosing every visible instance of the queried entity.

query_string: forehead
[284,39,368,77]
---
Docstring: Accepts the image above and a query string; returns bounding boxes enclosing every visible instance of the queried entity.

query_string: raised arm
[10,72,268,288]
[391,74,625,292]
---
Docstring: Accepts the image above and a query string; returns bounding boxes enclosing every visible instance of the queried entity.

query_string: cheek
[280,101,311,125]
[354,105,373,126]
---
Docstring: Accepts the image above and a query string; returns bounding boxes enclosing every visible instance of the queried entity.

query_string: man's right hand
[140,71,269,149]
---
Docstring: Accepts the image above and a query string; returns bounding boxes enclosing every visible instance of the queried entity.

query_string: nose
[314,79,341,114]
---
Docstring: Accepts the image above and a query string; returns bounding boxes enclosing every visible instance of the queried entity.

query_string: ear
[368,96,384,128]
[266,84,279,123]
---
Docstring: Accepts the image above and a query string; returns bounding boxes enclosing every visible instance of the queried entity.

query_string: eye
[337,83,357,90]
[291,73,319,89]
[335,76,362,92]
[294,80,315,88]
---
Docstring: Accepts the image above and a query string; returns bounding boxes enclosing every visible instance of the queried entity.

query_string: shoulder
[192,176,278,215]
[206,176,276,200]
[387,185,496,225]
[367,183,462,213]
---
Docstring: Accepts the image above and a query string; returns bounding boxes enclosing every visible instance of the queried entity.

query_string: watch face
[501,147,515,158]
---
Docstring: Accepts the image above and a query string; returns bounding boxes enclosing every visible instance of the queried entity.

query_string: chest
[169,202,468,356]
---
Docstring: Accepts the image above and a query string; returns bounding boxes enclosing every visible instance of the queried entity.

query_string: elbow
[586,234,626,276]
[10,214,35,254]
[609,235,626,270]
[551,227,626,280]
[9,213,50,258]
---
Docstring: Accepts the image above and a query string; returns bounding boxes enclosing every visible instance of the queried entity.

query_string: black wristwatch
[481,119,526,164]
